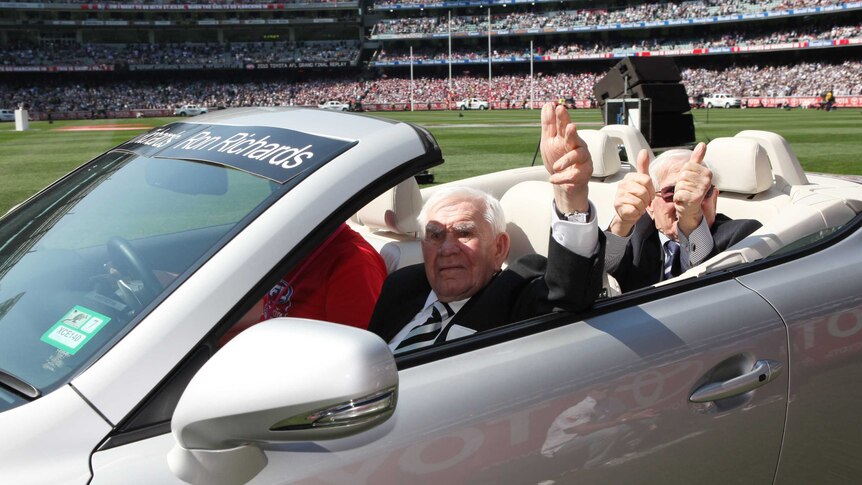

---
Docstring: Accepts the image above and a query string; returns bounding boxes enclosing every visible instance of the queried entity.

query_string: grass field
[1,107,859,214]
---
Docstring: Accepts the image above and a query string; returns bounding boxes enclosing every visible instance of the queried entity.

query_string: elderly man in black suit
[369,103,605,353]
[604,144,762,293]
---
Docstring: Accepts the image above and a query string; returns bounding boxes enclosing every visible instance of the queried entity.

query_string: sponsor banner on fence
[247,60,351,69]
[0,65,114,72]
[371,35,861,64]
[743,96,862,108]
[5,2,359,10]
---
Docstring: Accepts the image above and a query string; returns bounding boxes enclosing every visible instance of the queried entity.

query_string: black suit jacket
[369,233,605,345]
[605,213,762,293]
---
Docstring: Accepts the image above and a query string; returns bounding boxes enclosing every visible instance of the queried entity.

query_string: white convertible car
[1,108,861,484]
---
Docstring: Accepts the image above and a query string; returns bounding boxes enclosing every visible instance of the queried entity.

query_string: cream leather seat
[704,136,788,224]
[351,177,424,273]
[680,135,858,277]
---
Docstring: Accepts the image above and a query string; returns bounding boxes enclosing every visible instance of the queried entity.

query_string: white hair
[418,186,506,235]
[649,148,712,190]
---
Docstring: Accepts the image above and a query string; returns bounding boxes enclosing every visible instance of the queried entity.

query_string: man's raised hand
[673,142,712,235]
[540,102,592,213]
[609,148,655,237]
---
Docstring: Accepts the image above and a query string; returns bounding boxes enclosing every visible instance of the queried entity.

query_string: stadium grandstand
[0,0,860,119]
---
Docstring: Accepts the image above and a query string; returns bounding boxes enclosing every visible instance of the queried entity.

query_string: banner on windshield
[116,122,357,183]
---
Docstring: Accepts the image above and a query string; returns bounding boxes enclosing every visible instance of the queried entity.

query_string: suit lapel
[437,272,508,342]
[381,265,431,343]
[626,215,663,291]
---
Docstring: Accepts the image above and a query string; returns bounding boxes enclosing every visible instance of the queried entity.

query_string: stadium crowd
[357,61,862,103]
[374,0,844,12]
[2,61,859,113]
[2,0,343,4]
[3,24,857,69]
[681,61,861,98]
[373,0,848,35]
[0,40,359,67]
[375,24,862,62]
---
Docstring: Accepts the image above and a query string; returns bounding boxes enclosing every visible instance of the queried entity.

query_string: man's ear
[645,199,655,219]
[494,231,511,269]
[702,187,719,209]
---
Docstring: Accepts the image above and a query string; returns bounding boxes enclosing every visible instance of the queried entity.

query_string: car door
[177,275,776,484]
[739,222,862,483]
[92,275,786,485]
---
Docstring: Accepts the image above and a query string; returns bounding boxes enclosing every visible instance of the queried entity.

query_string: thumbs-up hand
[609,148,655,237]
[673,142,712,236]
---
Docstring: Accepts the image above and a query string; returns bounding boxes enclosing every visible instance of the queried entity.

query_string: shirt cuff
[678,216,714,269]
[550,200,599,258]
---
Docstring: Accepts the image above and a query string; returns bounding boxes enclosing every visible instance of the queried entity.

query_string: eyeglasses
[657,184,715,203]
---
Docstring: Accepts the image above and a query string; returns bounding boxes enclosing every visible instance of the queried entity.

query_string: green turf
[1,108,859,214]
[373,107,862,186]
[0,118,172,214]
[689,108,861,175]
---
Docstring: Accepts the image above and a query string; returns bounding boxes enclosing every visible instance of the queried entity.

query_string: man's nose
[439,233,461,255]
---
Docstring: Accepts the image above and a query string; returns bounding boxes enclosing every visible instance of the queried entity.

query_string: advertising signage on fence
[246,61,351,69]
[50,2,357,11]
[369,34,862,67]
[0,65,114,72]
[131,63,240,70]
[125,60,351,71]
[370,0,558,11]
[15,60,360,73]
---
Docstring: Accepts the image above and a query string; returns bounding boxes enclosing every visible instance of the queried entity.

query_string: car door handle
[689,359,783,403]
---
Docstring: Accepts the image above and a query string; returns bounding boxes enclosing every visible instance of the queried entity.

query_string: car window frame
[97,156,442,450]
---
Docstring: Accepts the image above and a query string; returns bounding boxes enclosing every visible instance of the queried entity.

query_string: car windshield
[0,150,286,408]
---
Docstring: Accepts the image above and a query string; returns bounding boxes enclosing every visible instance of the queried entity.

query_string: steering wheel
[107,236,162,304]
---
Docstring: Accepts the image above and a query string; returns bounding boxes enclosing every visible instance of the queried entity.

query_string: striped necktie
[664,240,681,280]
[394,300,454,354]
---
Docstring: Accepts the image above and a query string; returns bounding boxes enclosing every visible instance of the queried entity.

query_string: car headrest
[704,137,773,195]
[579,129,621,178]
[599,124,654,165]
[500,180,553,264]
[734,130,808,186]
[355,177,423,234]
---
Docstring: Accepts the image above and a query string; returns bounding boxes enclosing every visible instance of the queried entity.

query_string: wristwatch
[554,202,591,223]
[563,209,590,223]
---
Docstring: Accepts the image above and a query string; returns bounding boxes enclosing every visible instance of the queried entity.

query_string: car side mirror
[168,319,398,485]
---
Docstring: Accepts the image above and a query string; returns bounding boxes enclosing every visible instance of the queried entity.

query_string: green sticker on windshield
[40,306,111,355]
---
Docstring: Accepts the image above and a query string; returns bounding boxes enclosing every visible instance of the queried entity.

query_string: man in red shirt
[220,223,387,345]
